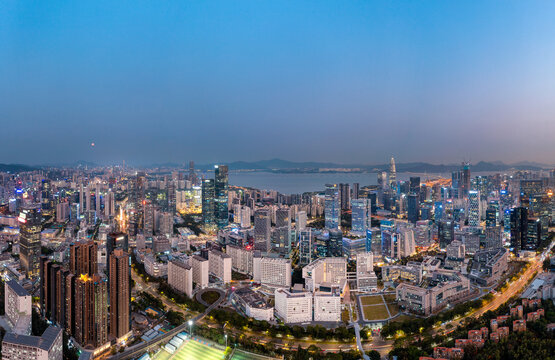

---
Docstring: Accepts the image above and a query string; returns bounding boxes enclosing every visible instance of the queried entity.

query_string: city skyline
[2,1,555,165]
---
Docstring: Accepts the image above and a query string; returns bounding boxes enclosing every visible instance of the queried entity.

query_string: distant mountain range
[0,159,552,173]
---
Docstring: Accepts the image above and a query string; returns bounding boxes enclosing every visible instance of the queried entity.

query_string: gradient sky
[1,1,555,166]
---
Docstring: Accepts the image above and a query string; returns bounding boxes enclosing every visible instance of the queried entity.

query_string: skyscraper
[352,183,360,200]
[201,179,215,226]
[18,206,42,278]
[298,229,312,265]
[389,157,397,189]
[74,274,108,348]
[468,190,481,227]
[407,194,420,224]
[254,208,271,252]
[510,207,528,252]
[214,165,229,229]
[324,184,340,230]
[351,198,371,234]
[339,183,351,211]
[70,240,98,276]
[109,249,130,340]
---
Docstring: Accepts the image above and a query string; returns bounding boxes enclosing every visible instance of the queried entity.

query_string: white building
[1,326,63,360]
[191,255,209,288]
[5,280,32,334]
[274,289,312,324]
[144,254,168,278]
[253,257,291,288]
[168,260,193,298]
[227,244,253,275]
[208,250,232,284]
[302,257,347,292]
[313,293,342,322]
[356,252,377,292]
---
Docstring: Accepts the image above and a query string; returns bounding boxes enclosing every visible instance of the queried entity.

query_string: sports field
[154,340,225,360]
[231,349,278,360]
[359,294,399,321]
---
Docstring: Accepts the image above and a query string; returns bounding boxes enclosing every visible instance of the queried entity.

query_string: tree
[367,350,381,360]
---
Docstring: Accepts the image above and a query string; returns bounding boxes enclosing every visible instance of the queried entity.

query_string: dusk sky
[1,1,555,166]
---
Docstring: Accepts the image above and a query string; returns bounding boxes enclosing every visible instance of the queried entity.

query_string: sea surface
[228,171,449,194]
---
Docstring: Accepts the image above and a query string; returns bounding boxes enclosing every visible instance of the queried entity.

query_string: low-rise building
[1,326,63,360]
[313,292,341,322]
[468,248,508,286]
[144,254,168,278]
[303,257,347,292]
[274,288,312,324]
[231,287,273,322]
[5,280,32,335]
[253,257,291,288]
[396,270,470,315]
[382,263,422,284]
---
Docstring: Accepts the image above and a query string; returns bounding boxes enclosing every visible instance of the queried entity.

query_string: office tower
[438,219,455,249]
[377,171,388,190]
[324,184,340,229]
[519,179,543,207]
[298,229,312,265]
[214,165,229,229]
[339,183,351,211]
[79,183,84,212]
[240,206,252,228]
[85,185,91,212]
[328,229,343,257]
[510,207,528,252]
[167,180,176,213]
[109,249,130,340]
[158,211,173,236]
[188,161,196,184]
[74,274,108,348]
[56,202,69,222]
[276,207,291,229]
[409,177,421,194]
[468,190,481,227]
[352,183,360,200]
[201,179,215,226]
[18,206,42,278]
[107,232,128,258]
[296,210,307,230]
[407,194,420,224]
[190,255,209,288]
[351,198,371,234]
[271,226,291,255]
[485,226,503,249]
[461,162,471,198]
[70,240,98,276]
[365,228,381,254]
[1,326,63,360]
[389,157,397,189]
[485,207,498,227]
[143,200,154,237]
[168,260,193,298]
[525,217,542,250]
[40,179,52,211]
[254,208,271,252]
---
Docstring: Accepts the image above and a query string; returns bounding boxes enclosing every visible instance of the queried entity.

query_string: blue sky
[1,1,554,165]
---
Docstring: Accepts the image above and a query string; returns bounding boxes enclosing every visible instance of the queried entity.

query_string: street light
[225,334,228,348]
[188,320,193,336]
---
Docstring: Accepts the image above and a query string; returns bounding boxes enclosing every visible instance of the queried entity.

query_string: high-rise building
[168,260,193,298]
[18,206,42,278]
[389,157,397,190]
[254,208,271,252]
[70,240,98,276]
[252,257,291,288]
[214,165,229,229]
[324,184,340,229]
[438,219,455,249]
[468,190,481,227]
[510,207,528,252]
[328,229,343,257]
[208,250,231,283]
[339,183,351,211]
[143,200,154,237]
[190,255,209,288]
[74,274,108,348]
[298,229,312,265]
[295,211,307,230]
[5,280,32,333]
[407,194,420,224]
[352,183,360,200]
[351,198,371,234]
[276,207,291,229]
[409,177,421,194]
[201,179,215,226]
[109,249,130,341]
[356,252,377,292]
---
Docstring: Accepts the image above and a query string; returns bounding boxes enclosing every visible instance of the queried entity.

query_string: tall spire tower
[389,157,397,189]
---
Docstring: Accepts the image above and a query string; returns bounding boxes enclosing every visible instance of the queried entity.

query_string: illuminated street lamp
[225,334,228,348]
[188,320,193,336]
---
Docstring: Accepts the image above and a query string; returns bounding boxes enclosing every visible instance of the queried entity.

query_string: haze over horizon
[2,1,555,165]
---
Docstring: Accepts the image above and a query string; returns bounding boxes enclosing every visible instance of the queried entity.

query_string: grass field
[386,302,399,316]
[359,295,384,306]
[154,340,225,360]
[232,349,277,360]
[383,294,396,303]
[201,291,221,305]
[362,304,390,321]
